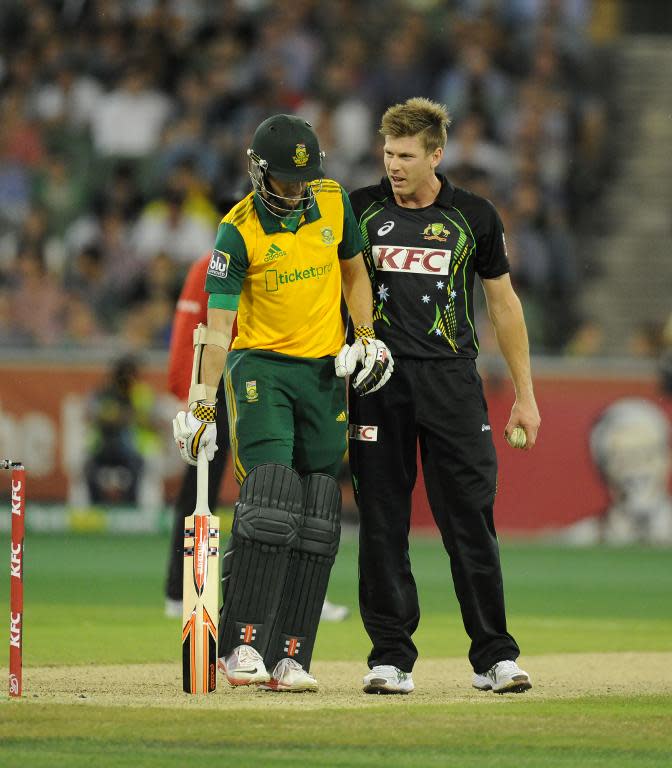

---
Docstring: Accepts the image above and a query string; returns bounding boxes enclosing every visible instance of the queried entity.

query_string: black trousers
[349,357,520,674]
[165,380,230,601]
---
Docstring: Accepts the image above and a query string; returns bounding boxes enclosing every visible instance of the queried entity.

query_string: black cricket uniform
[349,174,520,674]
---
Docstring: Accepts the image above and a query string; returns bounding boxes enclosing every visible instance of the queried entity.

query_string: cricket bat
[182,449,220,693]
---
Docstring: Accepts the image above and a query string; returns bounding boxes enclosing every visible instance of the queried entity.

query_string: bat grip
[196,448,210,516]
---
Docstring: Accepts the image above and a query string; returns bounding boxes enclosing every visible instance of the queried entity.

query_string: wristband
[191,401,217,423]
[354,325,375,341]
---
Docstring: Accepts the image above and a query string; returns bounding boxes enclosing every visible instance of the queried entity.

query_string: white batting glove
[353,338,394,395]
[335,326,394,396]
[335,340,365,378]
[173,403,218,466]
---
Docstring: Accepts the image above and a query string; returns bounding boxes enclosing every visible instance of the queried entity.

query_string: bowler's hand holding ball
[506,426,527,449]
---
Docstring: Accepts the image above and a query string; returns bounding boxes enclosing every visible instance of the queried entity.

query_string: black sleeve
[475,200,510,279]
[338,188,364,260]
[348,188,369,222]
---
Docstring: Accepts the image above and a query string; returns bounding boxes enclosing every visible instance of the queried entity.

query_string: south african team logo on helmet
[423,222,449,242]
[293,143,309,167]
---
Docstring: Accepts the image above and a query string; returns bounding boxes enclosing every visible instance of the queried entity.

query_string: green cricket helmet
[247,114,325,216]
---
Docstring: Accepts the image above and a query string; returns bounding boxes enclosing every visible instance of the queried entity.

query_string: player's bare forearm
[340,253,374,328]
[200,307,235,400]
[490,299,532,397]
[200,345,227,396]
[482,275,540,447]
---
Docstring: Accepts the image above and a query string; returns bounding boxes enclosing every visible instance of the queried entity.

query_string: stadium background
[1,0,671,540]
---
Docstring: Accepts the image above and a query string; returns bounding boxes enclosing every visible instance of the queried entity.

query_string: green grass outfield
[1,531,671,767]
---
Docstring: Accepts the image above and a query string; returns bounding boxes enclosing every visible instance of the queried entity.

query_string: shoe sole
[494,678,532,694]
[473,678,532,694]
[259,681,318,693]
[363,679,413,695]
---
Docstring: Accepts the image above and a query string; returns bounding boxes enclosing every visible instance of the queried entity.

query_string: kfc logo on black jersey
[348,424,378,442]
[373,245,451,275]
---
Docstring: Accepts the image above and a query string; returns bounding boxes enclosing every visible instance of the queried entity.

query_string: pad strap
[188,384,218,405]
[193,323,230,350]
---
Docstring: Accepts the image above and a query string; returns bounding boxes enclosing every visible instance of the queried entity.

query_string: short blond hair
[379,98,451,153]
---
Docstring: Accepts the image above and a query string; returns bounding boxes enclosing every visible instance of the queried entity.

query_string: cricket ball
[506,426,527,449]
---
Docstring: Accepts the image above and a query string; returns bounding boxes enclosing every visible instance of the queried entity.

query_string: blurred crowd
[0,0,621,354]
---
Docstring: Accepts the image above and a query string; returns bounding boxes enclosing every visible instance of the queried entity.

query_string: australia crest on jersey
[208,249,230,278]
[423,222,450,242]
[293,143,309,167]
[321,227,335,245]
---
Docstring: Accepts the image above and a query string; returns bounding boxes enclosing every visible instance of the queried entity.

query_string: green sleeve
[208,293,239,310]
[204,222,249,296]
[338,188,365,260]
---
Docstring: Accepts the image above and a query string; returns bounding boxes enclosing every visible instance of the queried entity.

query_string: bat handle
[196,448,210,516]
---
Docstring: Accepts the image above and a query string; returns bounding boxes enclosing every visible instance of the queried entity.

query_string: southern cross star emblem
[377,284,389,301]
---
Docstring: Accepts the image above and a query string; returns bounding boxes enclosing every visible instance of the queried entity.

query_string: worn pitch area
[6,652,671,709]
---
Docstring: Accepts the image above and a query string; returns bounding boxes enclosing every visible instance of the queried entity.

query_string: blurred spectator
[95,162,145,223]
[0,289,17,346]
[627,321,665,360]
[65,243,119,330]
[85,355,161,504]
[33,151,86,236]
[30,57,103,133]
[439,112,512,189]
[61,293,109,349]
[0,88,45,169]
[132,184,215,266]
[8,246,65,346]
[253,6,320,95]
[91,63,173,158]
[365,32,432,115]
[660,315,672,397]
[564,316,606,357]
[435,41,511,136]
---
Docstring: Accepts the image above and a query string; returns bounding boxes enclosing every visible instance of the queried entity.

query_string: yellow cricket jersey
[205,180,363,358]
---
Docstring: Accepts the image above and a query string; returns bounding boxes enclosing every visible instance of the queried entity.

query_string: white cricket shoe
[321,599,350,622]
[260,658,318,692]
[165,598,182,618]
[472,660,532,694]
[218,644,270,686]
[363,665,414,694]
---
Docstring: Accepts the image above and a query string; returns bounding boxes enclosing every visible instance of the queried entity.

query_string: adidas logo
[336,411,347,422]
[481,424,491,432]
[263,243,286,263]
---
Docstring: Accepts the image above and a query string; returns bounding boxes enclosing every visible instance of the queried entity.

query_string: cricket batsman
[173,114,393,691]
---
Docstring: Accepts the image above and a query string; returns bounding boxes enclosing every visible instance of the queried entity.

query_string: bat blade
[182,451,220,694]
